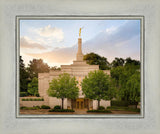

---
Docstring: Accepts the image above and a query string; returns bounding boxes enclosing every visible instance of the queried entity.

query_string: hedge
[53,105,61,110]
[98,106,105,110]
[22,98,44,101]
[87,110,112,113]
[49,109,75,112]
[41,105,50,109]
[20,92,28,97]
[20,106,41,110]
[111,100,129,107]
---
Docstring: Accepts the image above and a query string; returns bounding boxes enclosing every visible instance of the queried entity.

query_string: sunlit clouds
[20,20,140,67]
[35,25,64,42]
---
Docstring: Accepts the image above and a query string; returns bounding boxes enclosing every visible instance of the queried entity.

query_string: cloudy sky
[20,19,140,67]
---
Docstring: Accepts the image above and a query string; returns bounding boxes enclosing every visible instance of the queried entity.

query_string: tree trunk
[88,99,89,110]
[71,99,73,110]
[98,100,100,109]
[62,98,64,109]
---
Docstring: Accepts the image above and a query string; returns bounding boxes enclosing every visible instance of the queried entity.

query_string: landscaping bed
[107,106,140,112]
[48,109,75,112]
[20,105,50,110]
[87,110,112,113]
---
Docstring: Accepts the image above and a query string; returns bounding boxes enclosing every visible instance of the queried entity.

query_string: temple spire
[76,38,83,61]
[76,28,83,61]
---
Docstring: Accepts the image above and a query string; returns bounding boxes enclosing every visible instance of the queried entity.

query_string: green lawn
[107,106,140,112]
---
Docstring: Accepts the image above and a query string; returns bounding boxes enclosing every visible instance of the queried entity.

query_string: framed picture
[0,0,160,134]
[17,16,144,118]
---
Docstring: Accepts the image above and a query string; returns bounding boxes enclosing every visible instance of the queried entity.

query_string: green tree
[111,61,140,102]
[27,77,39,96]
[47,73,79,109]
[81,70,110,109]
[20,56,30,92]
[125,57,140,66]
[83,53,110,70]
[111,57,125,68]
[119,71,140,107]
[27,59,50,79]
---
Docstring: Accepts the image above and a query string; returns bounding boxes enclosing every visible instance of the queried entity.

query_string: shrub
[33,106,41,109]
[36,93,40,97]
[21,98,44,101]
[87,110,112,113]
[98,106,105,110]
[41,105,50,109]
[54,105,61,110]
[111,100,129,107]
[20,106,41,110]
[20,106,27,109]
[49,109,75,112]
[20,92,28,97]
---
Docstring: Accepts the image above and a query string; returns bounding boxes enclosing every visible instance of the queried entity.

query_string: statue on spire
[79,27,84,37]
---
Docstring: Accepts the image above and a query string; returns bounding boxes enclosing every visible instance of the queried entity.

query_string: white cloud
[20,36,46,50]
[106,26,117,34]
[35,25,64,42]
[23,20,140,66]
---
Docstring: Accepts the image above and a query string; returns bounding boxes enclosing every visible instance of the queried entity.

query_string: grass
[107,106,140,112]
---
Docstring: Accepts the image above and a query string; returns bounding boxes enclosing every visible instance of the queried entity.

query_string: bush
[20,92,28,97]
[21,98,44,101]
[87,110,112,113]
[41,105,50,109]
[98,106,105,110]
[20,106,41,110]
[20,106,27,109]
[111,100,129,107]
[35,93,40,97]
[54,105,61,110]
[49,109,75,112]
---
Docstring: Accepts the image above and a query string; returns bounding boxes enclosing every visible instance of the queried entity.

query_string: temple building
[38,32,110,110]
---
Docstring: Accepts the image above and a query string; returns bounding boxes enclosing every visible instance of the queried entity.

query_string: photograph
[18,18,142,116]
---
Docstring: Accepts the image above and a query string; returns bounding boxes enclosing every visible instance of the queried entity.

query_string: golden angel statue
[79,28,82,37]
[79,27,84,37]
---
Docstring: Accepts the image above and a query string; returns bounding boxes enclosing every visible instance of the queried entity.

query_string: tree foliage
[81,70,110,108]
[20,56,30,92]
[111,57,125,67]
[125,57,140,66]
[47,73,79,109]
[83,53,110,70]
[50,66,61,71]
[27,77,39,96]
[110,57,141,104]
[27,59,50,79]
[124,71,140,103]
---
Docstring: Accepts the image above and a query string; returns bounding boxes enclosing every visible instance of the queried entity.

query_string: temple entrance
[76,98,84,109]
[75,98,89,109]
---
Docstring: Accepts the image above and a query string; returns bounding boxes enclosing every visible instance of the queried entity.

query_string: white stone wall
[93,100,111,110]
[20,97,48,107]
[48,97,68,109]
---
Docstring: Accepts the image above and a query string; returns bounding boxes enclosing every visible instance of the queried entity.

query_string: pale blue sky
[20,19,140,67]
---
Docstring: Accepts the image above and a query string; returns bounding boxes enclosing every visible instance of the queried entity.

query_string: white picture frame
[0,0,160,134]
